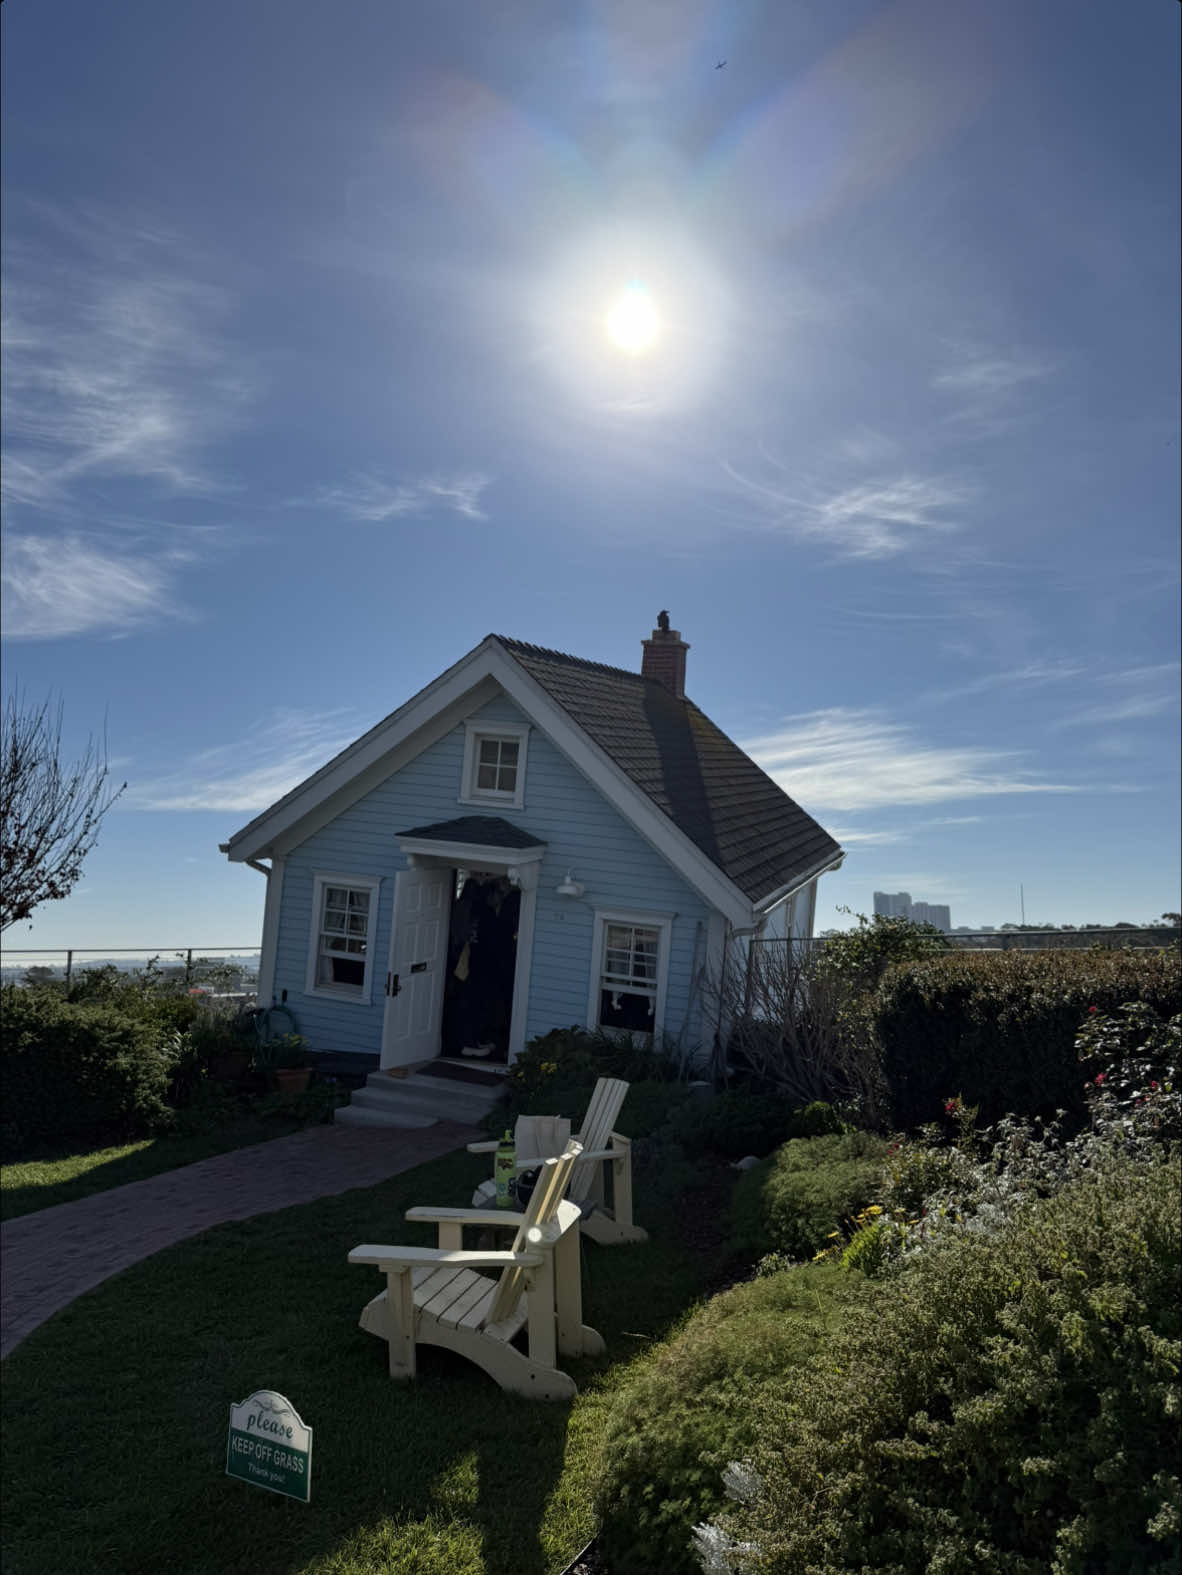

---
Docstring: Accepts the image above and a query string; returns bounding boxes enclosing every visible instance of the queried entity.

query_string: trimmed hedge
[593,1263,876,1575]
[729,1130,887,1261]
[874,947,1182,1129]
[669,1091,843,1161]
[0,986,176,1157]
[722,1152,1182,1574]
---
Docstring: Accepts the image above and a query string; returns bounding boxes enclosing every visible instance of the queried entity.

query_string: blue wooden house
[221,616,844,1075]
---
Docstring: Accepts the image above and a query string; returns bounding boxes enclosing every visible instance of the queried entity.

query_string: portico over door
[381,864,450,1068]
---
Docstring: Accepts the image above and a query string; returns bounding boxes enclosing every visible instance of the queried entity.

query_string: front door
[381,864,450,1068]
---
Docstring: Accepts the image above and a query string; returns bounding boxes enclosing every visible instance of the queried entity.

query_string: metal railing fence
[1,947,261,990]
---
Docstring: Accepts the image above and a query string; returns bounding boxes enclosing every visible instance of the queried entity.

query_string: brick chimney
[641,610,690,699]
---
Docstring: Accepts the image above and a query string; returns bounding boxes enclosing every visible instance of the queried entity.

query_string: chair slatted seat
[349,1140,604,1401]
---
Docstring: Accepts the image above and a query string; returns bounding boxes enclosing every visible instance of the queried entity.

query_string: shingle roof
[494,637,841,904]
[397,816,546,849]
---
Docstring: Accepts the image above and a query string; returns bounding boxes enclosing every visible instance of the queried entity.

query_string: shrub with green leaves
[670,1091,843,1160]
[728,1130,887,1261]
[703,1152,1182,1575]
[594,1262,876,1575]
[874,947,1181,1129]
[0,984,178,1156]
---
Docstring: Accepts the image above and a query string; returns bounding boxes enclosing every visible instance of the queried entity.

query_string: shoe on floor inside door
[461,1044,492,1058]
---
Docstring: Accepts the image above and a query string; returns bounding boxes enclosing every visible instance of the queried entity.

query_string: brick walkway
[0,1121,478,1360]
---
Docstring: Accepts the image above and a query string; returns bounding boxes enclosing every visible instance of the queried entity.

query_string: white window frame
[587,908,674,1042]
[459,720,530,810]
[304,872,382,1004]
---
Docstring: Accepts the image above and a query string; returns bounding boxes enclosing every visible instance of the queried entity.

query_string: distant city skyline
[874,890,952,930]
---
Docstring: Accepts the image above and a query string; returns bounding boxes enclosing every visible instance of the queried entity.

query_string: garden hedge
[0,986,176,1157]
[593,1262,876,1575]
[873,946,1181,1129]
[719,1151,1182,1575]
[728,1130,887,1262]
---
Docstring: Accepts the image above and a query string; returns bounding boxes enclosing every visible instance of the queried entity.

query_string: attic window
[460,720,530,810]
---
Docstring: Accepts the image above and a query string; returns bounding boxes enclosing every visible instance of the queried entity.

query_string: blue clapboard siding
[270,691,715,1059]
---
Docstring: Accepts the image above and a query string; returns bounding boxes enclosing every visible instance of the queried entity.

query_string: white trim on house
[222,635,828,929]
[752,850,846,918]
[397,837,545,870]
[459,719,530,810]
[304,872,382,1005]
[389,835,540,1063]
[586,907,674,1041]
[257,854,285,1005]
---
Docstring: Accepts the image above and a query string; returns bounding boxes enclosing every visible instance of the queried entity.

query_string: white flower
[722,1460,763,1503]
[692,1521,757,1574]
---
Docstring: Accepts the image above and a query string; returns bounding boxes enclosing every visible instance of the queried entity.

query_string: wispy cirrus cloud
[1053,662,1180,729]
[1,532,196,640]
[920,659,1087,704]
[720,460,967,558]
[298,472,492,523]
[128,709,362,811]
[2,205,253,516]
[933,344,1056,435]
[742,707,1081,813]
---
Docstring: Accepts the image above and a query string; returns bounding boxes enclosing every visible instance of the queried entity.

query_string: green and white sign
[226,1391,312,1503]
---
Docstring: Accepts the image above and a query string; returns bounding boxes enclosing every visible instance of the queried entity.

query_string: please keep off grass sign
[226,1391,312,1502]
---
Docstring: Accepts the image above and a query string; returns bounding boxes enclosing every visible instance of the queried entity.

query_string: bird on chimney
[657,610,670,631]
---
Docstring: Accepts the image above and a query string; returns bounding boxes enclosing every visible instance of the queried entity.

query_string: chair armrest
[465,1144,547,1170]
[574,1147,617,1162]
[405,1205,527,1229]
[348,1244,542,1270]
[465,1140,498,1153]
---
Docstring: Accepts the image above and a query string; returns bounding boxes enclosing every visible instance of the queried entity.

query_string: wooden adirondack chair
[469,1076,647,1246]
[349,1142,604,1401]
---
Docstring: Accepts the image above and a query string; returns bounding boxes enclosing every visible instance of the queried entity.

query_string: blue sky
[2,0,1179,956]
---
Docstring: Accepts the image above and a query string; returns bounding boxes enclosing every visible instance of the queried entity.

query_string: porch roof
[395,815,547,850]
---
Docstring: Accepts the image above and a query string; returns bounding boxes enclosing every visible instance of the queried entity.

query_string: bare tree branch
[0,690,126,931]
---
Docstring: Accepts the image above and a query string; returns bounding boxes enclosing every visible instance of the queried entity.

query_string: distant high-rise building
[873,891,951,930]
[873,890,912,918]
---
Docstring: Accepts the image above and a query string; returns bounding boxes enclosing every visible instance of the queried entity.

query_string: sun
[605,285,659,354]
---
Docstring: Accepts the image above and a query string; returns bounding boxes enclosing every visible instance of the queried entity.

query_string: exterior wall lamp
[555,870,585,898]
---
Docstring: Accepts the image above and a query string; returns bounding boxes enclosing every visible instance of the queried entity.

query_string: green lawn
[1,1108,346,1222]
[1,1143,735,1575]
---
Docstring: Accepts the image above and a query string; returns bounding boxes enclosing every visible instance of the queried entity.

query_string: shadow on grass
[1,1148,725,1575]
[0,1120,326,1222]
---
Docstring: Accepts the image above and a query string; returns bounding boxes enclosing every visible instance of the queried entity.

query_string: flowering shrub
[728,1130,887,1262]
[697,1151,1182,1574]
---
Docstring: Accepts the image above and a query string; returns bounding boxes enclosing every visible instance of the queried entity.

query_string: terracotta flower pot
[275,1067,312,1094]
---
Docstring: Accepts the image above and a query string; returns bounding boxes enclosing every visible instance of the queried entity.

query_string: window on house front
[460,721,530,809]
[306,875,380,1001]
[476,736,518,795]
[589,911,672,1039]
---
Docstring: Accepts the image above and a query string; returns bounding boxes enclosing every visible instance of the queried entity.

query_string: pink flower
[944,1098,958,1115]
[1094,1073,1106,1085]
[1088,1006,1098,1015]
[1150,1081,1159,1090]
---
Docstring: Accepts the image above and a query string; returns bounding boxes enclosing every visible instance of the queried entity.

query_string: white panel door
[381,865,450,1068]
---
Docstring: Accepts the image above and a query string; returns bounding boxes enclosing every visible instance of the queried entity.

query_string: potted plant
[272,1035,314,1094]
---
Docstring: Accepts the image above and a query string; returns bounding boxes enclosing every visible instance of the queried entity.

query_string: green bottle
[495,1129,515,1209]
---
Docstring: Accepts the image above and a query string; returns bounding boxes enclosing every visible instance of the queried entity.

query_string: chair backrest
[488,1140,582,1326]
[568,1077,629,1202]
[513,1114,572,1164]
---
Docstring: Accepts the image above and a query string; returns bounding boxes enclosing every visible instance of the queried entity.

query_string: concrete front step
[334,1065,506,1130]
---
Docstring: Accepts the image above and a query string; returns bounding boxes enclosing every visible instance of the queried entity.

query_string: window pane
[599,988,655,1032]
[477,763,498,790]
[348,890,369,913]
[499,740,519,766]
[478,738,500,765]
[495,763,517,792]
[323,909,347,933]
[347,912,368,935]
[325,886,349,906]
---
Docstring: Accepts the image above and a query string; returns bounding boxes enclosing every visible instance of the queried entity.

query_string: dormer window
[460,720,530,810]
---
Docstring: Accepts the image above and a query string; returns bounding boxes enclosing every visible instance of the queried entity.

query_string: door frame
[380,845,542,1068]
